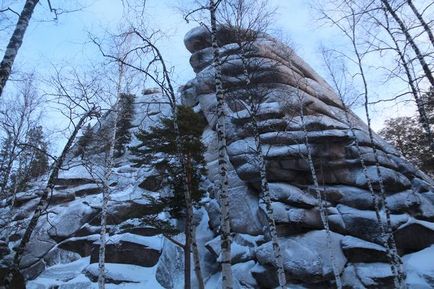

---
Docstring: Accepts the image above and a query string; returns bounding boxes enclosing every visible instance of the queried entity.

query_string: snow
[403,245,434,289]
[354,262,393,287]
[84,263,164,288]
[93,233,163,251]
[341,236,386,252]
[27,257,91,289]
[58,163,96,180]
[28,257,165,289]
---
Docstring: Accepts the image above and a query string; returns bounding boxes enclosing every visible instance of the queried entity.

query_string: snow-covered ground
[27,257,164,289]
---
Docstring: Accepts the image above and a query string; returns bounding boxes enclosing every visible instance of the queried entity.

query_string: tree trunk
[406,0,434,48]
[298,98,343,289]
[254,125,287,287]
[0,0,39,97]
[238,46,286,287]
[324,53,402,287]
[184,212,192,289]
[98,63,126,289]
[192,224,205,289]
[382,15,434,150]
[350,23,407,287]
[381,0,434,87]
[7,108,95,287]
[209,1,233,288]
[0,141,17,197]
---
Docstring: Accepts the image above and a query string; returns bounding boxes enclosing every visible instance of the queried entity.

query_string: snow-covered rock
[2,25,434,289]
[256,230,346,283]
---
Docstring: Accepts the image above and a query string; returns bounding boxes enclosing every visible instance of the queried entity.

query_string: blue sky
[0,0,418,140]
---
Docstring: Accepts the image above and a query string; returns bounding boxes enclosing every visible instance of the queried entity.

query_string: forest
[0,0,433,289]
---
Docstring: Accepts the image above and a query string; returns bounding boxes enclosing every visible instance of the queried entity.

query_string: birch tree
[364,8,434,150]
[5,90,100,288]
[405,0,434,48]
[315,0,434,156]
[317,2,407,287]
[295,92,343,289]
[321,49,406,287]
[0,76,41,197]
[380,0,434,87]
[97,62,125,289]
[219,0,287,286]
[93,25,206,289]
[209,1,234,287]
[0,0,39,97]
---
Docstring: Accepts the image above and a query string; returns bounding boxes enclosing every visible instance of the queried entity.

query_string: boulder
[205,234,258,265]
[341,236,389,263]
[333,205,408,244]
[394,219,434,255]
[83,263,143,284]
[58,235,99,257]
[268,182,317,208]
[354,263,395,289]
[90,233,162,267]
[156,236,185,289]
[47,200,97,241]
[255,230,346,282]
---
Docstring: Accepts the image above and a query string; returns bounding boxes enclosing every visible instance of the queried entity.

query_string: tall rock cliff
[0,27,433,289]
[180,26,434,288]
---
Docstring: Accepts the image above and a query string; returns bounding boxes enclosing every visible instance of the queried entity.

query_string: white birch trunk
[348,23,407,287]
[298,98,343,289]
[333,86,401,286]
[362,97,407,289]
[406,0,434,48]
[381,0,434,87]
[8,108,96,288]
[382,18,434,150]
[209,1,233,288]
[0,0,39,97]
[238,49,287,287]
[254,128,287,287]
[98,64,124,289]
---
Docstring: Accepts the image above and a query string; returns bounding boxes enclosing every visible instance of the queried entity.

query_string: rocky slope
[0,27,433,289]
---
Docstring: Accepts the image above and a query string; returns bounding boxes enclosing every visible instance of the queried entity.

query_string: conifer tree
[115,93,135,157]
[131,105,206,215]
[26,126,49,179]
[75,124,94,159]
[12,125,49,192]
[130,105,207,288]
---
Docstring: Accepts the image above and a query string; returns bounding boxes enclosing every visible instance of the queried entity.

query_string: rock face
[180,26,434,288]
[0,26,433,289]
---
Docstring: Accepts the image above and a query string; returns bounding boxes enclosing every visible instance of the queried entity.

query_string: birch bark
[406,0,434,48]
[97,62,125,289]
[8,107,96,288]
[209,1,233,288]
[0,0,39,97]
[298,98,343,289]
[381,0,434,87]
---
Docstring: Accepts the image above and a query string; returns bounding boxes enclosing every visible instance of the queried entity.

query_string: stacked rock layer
[181,26,434,289]
[0,27,433,289]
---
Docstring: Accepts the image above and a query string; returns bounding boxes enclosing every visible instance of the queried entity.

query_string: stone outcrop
[180,26,434,288]
[0,26,433,289]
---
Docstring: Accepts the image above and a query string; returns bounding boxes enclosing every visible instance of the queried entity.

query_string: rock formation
[181,26,434,288]
[0,26,433,289]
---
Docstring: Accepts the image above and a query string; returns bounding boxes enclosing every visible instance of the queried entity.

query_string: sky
[0,0,422,146]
